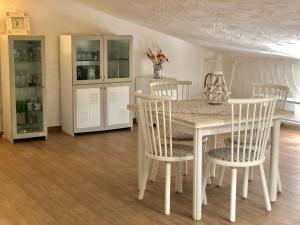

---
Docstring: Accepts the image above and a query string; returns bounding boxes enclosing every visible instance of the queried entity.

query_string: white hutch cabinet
[0,35,47,142]
[59,35,133,135]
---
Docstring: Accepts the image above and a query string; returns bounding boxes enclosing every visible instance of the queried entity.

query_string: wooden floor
[0,126,299,225]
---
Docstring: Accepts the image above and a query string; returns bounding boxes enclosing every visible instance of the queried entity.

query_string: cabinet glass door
[75,39,101,82]
[106,39,130,79]
[13,40,44,134]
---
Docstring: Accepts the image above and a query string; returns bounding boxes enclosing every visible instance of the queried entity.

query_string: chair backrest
[136,92,176,160]
[149,80,192,100]
[252,83,289,110]
[228,97,278,165]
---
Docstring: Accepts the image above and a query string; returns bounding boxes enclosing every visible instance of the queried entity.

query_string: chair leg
[175,162,183,193]
[202,161,211,205]
[217,166,226,187]
[138,159,149,200]
[210,164,216,178]
[206,171,212,185]
[203,145,212,185]
[277,169,283,193]
[230,168,237,223]
[181,161,188,176]
[258,164,272,212]
[149,160,159,182]
[242,167,249,199]
[165,162,171,215]
[249,166,254,181]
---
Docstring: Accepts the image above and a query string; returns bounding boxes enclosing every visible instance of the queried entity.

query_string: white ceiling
[75,0,300,59]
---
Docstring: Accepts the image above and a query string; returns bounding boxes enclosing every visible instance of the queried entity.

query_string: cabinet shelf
[0,35,47,142]
[76,61,100,66]
[15,61,41,64]
[16,85,42,89]
[77,59,99,62]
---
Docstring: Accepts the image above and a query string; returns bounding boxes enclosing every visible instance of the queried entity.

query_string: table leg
[193,129,203,220]
[138,119,145,191]
[270,119,280,202]
[210,135,218,177]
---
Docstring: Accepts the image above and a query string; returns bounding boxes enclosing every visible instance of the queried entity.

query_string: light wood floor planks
[0,126,299,225]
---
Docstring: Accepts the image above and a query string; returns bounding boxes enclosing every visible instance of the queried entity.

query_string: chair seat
[172,130,208,143]
[172,144,194,157]
[208,148,252,163]
[224,135,270,146]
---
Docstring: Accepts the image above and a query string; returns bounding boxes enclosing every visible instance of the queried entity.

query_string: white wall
[222,53,300,121]
[0,0,213,128]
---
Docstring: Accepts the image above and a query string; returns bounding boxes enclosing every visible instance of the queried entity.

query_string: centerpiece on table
[146,48,169,79]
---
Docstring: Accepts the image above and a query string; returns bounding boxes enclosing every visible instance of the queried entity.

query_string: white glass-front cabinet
[0,35,47,142]
[104,36,132,82]
[73,36,103,84]
[60,35,133,136]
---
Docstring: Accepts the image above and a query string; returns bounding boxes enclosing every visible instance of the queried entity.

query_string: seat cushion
[172,144,193,157]
[208,148,251,162]
[224,135,270,147]
[153,144,193,158]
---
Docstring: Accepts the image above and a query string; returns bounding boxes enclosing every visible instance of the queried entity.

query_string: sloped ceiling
[74,0,300,58]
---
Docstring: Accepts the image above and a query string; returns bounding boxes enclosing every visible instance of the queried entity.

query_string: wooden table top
[127,102,294,129]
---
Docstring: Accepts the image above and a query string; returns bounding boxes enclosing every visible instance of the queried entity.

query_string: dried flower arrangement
[146,48,169,65]
[146,48,169,79]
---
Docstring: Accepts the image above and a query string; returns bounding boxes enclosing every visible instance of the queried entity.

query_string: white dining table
[128,100,293,220]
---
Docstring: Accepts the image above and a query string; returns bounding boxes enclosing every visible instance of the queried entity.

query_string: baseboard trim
[48,126,62,133]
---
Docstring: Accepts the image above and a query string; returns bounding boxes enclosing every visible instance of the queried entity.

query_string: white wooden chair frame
[149,80,193,178]
[149,80,210,182]
[220,83,289,194]
[203,97,278,222]
[136,92,194,215]
[149,80,192,100]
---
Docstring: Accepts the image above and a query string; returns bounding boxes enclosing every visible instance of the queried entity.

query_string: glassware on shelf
[13,40,44,134]
[76,66,100,80]
[28,41,34,62]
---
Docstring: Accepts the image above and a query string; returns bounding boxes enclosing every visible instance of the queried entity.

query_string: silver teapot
[204,71,229,105]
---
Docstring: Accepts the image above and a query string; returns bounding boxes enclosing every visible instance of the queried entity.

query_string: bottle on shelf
[28,41,34,62]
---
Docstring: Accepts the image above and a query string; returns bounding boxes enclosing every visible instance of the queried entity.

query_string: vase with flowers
[146,48,169,79]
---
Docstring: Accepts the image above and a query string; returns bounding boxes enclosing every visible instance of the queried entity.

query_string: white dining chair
[136,92,193,215]
[149,80,208,181]
[149,80,192,100]
[203,97,278,222]
[221,83,289,194]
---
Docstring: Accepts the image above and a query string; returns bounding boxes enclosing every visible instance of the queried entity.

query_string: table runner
[171,99,232,115]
